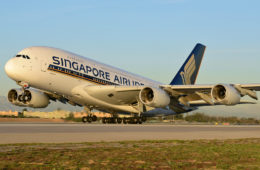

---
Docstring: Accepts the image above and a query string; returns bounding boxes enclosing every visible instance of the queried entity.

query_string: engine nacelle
[211,84,241,105]
[139,87,170,108]
[8,89,49,108]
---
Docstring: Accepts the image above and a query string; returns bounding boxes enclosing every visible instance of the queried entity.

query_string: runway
[1,123,260,144]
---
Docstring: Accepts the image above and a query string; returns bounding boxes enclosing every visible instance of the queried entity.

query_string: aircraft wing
[161,84,260,94]
[81,85,212,106]
[76,84,260,106]
[70,83,260,114]
[161,83,260,106]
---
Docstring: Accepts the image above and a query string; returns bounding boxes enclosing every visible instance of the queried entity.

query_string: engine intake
[8,89,49,108]
[139,87,170,108]
[211,84,241,105]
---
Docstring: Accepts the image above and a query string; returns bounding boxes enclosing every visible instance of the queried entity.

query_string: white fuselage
[5,46,163,114]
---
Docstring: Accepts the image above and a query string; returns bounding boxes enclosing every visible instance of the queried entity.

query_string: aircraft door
[41,61,48,72]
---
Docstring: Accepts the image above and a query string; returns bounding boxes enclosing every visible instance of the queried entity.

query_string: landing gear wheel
[102,117,107,124]
[110,117,116,124]
[117,118,122,124]
[107,117,111,124]
[18,95,23,102]
[133,117,138,124]
[141,116,147,122]
[82,116,87,123]
[92,115,97,122]
[137,117,142,124]
[123,118,127,124]
[87,116,92,123]
[128,117,133,124]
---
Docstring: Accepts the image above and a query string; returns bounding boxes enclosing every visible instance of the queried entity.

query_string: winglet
[170,43,206,85]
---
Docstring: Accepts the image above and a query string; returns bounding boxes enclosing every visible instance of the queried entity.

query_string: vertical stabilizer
[170,43,206,85]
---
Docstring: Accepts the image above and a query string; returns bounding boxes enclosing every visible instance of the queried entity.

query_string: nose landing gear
[17,88,32,104]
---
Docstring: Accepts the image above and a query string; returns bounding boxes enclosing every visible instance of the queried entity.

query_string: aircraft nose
[5,58,17,78]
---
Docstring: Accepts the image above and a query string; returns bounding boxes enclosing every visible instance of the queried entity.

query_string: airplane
[4,43,260,124]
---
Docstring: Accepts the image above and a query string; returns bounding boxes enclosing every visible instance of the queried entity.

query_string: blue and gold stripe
[47,64,118,85]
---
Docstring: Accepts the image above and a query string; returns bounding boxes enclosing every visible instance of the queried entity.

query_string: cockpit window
[16,55,30,59]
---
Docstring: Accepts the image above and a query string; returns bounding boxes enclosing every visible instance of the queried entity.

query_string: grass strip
[0,138,260,169]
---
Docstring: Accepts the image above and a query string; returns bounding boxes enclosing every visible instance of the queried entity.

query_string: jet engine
[211,84,241,105]
[8,89,49,108]
[139,87,170,108]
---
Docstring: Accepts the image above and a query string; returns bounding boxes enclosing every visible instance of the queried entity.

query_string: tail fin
[170,43,206,85]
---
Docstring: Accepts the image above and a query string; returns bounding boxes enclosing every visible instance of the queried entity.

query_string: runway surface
[1,123,260,144]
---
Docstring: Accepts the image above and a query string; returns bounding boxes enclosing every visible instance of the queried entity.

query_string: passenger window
[22,55,26,59]
[16,55,21,57]
[26,55,30,59]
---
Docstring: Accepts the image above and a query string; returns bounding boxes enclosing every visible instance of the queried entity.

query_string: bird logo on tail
[180,54,196,85]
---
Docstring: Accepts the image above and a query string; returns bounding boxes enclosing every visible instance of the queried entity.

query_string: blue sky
[0,0,260,116]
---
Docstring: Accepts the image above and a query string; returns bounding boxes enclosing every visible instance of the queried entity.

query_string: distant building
[0,110,18,116]
[0,110,112,119]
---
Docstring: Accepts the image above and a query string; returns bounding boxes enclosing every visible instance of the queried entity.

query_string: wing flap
[161,84,213,95]
[240,84,260,91]
[190,100,257,107]
[162,84,260,94]
[161,83,260,105]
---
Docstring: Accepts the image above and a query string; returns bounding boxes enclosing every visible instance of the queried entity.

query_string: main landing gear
[101,116,147,124]
[82,115,98,123]
[81,106,147,124]
[81,106,98,123]
[81,115,147,124]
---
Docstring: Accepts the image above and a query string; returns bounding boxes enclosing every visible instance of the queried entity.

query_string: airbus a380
[4,43,260,124]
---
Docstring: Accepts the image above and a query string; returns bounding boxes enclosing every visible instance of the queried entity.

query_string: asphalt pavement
[1,123,260,144]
